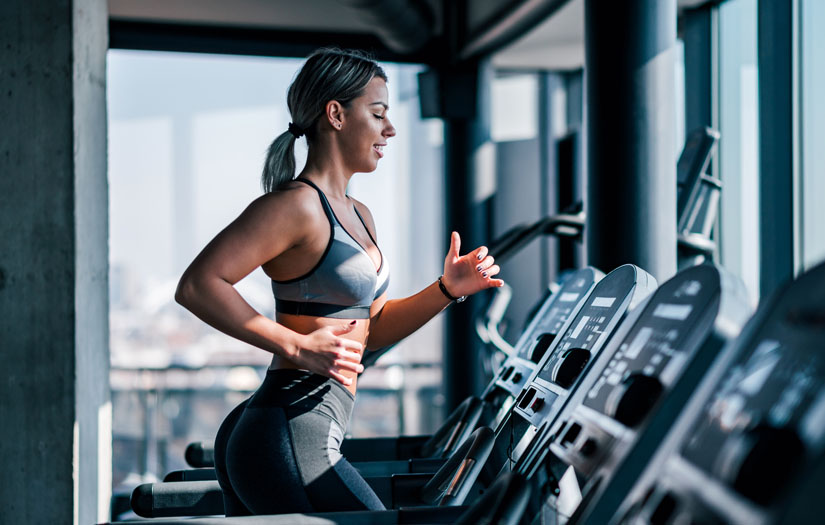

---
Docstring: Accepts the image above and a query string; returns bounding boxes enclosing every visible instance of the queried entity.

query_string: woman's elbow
[175,273,197,309]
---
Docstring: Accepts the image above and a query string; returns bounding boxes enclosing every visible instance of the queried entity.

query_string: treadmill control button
[552,348,592,388]
[649,492,678,525]
[518,388,537,410]
[607,373,664,427]
[561,422,582,445]
[512,372,523,383]
[531,397,544,411]
[580,438,598,457]
[531,333,556,364]
[720,423,804,505]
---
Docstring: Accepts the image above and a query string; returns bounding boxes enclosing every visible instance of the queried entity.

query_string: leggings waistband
[248,369,354,428]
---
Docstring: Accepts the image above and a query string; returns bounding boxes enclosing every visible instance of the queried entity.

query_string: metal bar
[108,19,437,63]
[757,0,797,297]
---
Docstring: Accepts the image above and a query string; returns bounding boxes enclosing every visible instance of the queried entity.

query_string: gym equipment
[609,260,825,525]
[363,264,656,510]
[520,263,751,523]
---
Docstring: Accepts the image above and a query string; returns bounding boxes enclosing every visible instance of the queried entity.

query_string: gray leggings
[214,369,385,516]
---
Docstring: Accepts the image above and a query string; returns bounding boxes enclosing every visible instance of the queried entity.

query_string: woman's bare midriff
[271,312,369,396]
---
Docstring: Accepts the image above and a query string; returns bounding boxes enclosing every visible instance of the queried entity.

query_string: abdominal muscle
[270,312,369,397]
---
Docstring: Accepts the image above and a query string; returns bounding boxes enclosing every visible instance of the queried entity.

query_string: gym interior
[2,0,825,523]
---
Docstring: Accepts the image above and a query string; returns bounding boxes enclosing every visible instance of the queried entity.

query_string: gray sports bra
[271,178,390,319]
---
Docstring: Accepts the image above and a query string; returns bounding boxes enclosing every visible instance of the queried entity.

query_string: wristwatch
[438,275,467,303]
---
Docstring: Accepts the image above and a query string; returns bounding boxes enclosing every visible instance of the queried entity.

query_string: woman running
[175,48,503,516]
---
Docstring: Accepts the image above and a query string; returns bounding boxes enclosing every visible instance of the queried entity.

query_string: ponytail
[262,130,297,193]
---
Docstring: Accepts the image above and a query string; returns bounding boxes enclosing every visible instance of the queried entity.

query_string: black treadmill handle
[130,480,224,518]
[677,232,716,256]
[454,471,532,525]
[184,440,215,468]
[492,212,586,266]
[420,396,484,458]
[420,426,496,506]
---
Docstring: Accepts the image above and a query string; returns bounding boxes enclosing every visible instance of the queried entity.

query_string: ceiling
[108,0,714,70]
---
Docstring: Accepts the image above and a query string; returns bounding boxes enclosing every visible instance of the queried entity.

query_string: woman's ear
[325,100,344,130]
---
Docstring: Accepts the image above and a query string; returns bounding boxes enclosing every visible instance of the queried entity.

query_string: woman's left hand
[441,231,504,298]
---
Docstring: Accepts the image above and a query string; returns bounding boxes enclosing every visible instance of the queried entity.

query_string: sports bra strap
[352,205,377,245]
[294,178,335,224]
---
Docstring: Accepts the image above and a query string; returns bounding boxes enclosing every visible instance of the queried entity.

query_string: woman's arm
[175,189,365,385]
[365,231,503,350]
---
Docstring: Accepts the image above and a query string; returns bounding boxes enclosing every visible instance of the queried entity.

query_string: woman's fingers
[476,255,495,273]
[328,371,353,386]
[450,231,461,260]
[336,337,364,353]
[334,358,364,374]
[330,320,357,335]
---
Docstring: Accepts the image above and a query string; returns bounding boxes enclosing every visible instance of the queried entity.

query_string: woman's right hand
[291,321,365,386]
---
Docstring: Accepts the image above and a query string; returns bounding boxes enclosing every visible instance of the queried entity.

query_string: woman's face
[338,76,396,174]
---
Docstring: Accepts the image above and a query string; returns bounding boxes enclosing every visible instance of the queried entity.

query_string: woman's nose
[384,118,396,138]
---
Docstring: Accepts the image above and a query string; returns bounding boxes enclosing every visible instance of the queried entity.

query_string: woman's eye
[374,114,385,120]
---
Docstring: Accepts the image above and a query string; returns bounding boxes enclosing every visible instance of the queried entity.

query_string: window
[718,0,760,304]
[800,0,825,269]
[491,73,539,142]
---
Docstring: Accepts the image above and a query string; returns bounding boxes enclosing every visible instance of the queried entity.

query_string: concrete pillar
[0,1,110,523]
[584,0,678,280]
[438,59,495,410]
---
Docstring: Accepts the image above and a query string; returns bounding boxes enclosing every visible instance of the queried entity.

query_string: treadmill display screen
[680,337,825,480]
[653,303,693,321]
[583,266,719,416]
[536,266,638,386]
[514,269,598,361]
[592,297,616,308]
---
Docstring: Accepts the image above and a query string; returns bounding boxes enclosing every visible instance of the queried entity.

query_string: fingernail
[477,253,483,260]
[482,271,488,277]
[476,265,482,271]
[350,320,356,325]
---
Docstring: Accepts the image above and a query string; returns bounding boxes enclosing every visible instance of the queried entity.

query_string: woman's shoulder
[239,182,328,236]
[252,181,324,215]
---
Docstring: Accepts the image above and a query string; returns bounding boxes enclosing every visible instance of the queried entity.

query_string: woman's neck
[300,148,353,200]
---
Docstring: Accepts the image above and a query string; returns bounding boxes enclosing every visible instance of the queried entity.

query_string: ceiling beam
[458,0,571,61]
[108,19,439,63]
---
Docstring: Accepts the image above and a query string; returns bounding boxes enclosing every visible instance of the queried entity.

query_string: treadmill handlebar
[491,212,585,266]
[420,426,496,506]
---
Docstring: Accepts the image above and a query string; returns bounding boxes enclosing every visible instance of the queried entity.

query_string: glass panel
[801,0,825,269]
[675,38,686,153]
[491,73,539,142]
[107,50,444,495]
[718,0,761,304]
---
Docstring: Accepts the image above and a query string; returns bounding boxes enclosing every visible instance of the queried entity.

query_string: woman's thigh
[287,409,385,512]
[225,405,315,515]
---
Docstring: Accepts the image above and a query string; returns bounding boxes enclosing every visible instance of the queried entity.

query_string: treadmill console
[611,261,825,525]
[532,264,751,523]
[513,264,657,431]
[494,267,603,400]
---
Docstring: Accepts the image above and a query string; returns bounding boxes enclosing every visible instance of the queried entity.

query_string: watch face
[457,295,467,303]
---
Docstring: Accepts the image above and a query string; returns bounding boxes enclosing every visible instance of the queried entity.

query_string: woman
[175,48,503,516]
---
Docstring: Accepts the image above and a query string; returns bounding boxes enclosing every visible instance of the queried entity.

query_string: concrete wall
[0,1,110,523]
